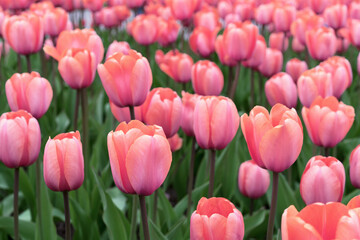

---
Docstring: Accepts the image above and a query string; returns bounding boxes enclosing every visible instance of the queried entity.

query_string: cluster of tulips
[1,0,360,239]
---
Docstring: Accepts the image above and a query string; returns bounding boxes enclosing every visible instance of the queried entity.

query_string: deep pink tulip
[157,17,180,47]
[319,56,352,99]
[255,3,274,25]
[127,14,158,46]
[94,6,130,28]
[43,131,84,192]
[191,60,224,96]
[297,67,333,108]
[242,35,266,69]
[125,0,145,8]
[323,4,347,30]
[349,19,360,49]
[138,88,182,138]
[301,96,355,148]
[350,145,360,188]
[258,48,283,78]
[309,0,331,14]
[194,6,221,31]
[106,41,131,60]
[168,134,183,152]
[285,58,308,83]
[83,0,106,12]
[107,120,172,195]
[218,1,232,20]
[194,96,239,150]
[0,110,41,168]
[5,72,53,119]
[181,91,200,137]
[98,50,152,107]
[272,4,296,32]
[241,104,303,172]
[305,27,337,61]
[215,35,237,67]
[2,12,43,55]
[238,160,270,199]
[190,197,244,240]
[350,0,360,20]
[189,26,219,58]
[269,32,288,52]
[169,0,197,21]
[234,0,255,22]
[265,72,297,108]
[290,10,324,45]
[156,49,193,83]
[300,156,345,205]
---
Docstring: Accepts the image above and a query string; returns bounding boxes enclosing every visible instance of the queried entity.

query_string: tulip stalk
[250,69,255,108]
[74,90,80,130]
[208,149,216,198]
[17,54,22,72]
[324,147,330,157]
[26,55,31,73]
[63,191,71,240]
[80,88,89,184]
[266,172,279,240]
[229,63,241,100]
[139,195,150,240]
[226,66,233,95]
[14,168,19,240]
[187,138,196,217]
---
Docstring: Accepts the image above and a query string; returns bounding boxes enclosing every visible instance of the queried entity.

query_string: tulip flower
[258,48,283,78]
[189,26,219,58]
[125,0,145,8]
[215,35,237,67]
[350,145,360,189]
[254,3,274,25]
[109,101,133,123]
[302,96,355,148]
[348,19,360,49]
[238,160,270,199]
[234,0,255,21]
[194,7,221,31]
[42,6,68,37]
[127,14,159,46]
[269,32,288,52]
[94,6,130,28]
[265,72,297,108]
[190,197,244,240]
[285,58,308,83]
[98,50,152,108]
[323,4,347,30]
[272,4,296,33]
[157,17,180,47]
[242,35,266,69]
[217,1,232,20]
[309,0,330,14]
[9,0,34,11]
[106,41,131,60]
[191,60,224,96]
[300,156,345,205]
[168,134,183,152]
[291,37,305,53]
[350,1,360,20]
[305,27,337,61]
[181,92,200,137]
[169,0,197,21]
[5,72,53,119]
[83,0,106,12]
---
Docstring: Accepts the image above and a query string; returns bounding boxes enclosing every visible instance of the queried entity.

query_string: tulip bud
[285,58,308,83]
[191,60,224,96]
[181,91,200,137]
[265,72,297,108]
[350,145,360,189]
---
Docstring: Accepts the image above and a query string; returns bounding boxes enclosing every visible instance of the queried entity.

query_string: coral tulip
[350,145,360,188]
[190,197,244,240]
[106,41,131,60]
[269,32,288,52]
[300,155,345,205]
[181,91,200,137]
[238,160,270,199]
[290,10,324,45]
[127,14,158,46]
[272,4,296,32]
[323,4,347,30]
[265,72,297,108]
[157,17,180,47]
[309,0,330,14]
[242,35,266,69]
[258,48,283,78]
[215,35,237,67]
[191,60,224,96]
[305,27,337,61]
[107,120,172,195]
[109,101,132,123]
[189,26,219,58]
[94,6,130,28]
[285,58,308,83]
[43,7,68,37]
[5,72,53,119]
[168,134,183,152]
[241,104,303,172]
[169,0,197,21]
[254,3,274,25]
[194,7,221,31]
[98,50,152,107]
[194,96,239,150]
[0,110,41,168]
[234,0,255,22]
[302,96,355,148]
[83,0,106,12]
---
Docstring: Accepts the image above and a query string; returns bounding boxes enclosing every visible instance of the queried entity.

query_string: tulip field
[2,0,360,240]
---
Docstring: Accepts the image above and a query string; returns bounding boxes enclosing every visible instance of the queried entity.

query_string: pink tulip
[297,67,333,107]
[319,56,352,99]
[157,17,180,47]
[181,91,200,137]
[242,35,266,69]
[272,4,296,32]
[306,27,337,61]
[189,26,219,58]
[194,96,239,150]
[336,208,360,239]
[83,0,106,12]
[127,14,158,46]
[323,4,347,30]
[215,35,237,67]
[286,58,308,83]
[350,1,360,20]
[169,0,197,21]
[43,131,84,192]
[238,160,270,199]
[191,60,224,96]
[309,0,331,14]
[106,41,131,60]
[168,134,183,152]
[98,50,152,107]
[265,72,297,108]
[5,72,53,119]
[255,3,274,25]
[107,120,172,195]
[302,96,355,148]
[269,32,288,52]
[94,6,130,28]
[350,145,360,188]
[194,6,221,31]
[234,0,255,22]
[241,104,303,172]
[300,155,345,205]
[42,7,68,37]
[218,0,232,20]
[190,197,244,240]
[125,0,145,8]
[290,10,324,45]
[109,101,132,123]
[138,88,182,138]
[9,0,34,10]
[0,110,41,168]
[258,48,283,78]
[291,37,305,52]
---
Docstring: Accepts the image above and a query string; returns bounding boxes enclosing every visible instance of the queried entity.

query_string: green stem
[129,196,138,240]
[26,54,31,73]
[324,147,330,157]
[17,54,22,72]
[139,195,150,240]
[208,149,216,198]
[36,158,43,240]
[129,105,135,121]
[226,66,234,95]
[63,191,71,240]
[14,168,19,240]
[250,68,255,108]
[80,89,89,185]
[152,190,158,222]
[74,90,80,130]
[266,172,279,240]
[187,137,196,217]
[228,63,241,100]
[250,198,254,216]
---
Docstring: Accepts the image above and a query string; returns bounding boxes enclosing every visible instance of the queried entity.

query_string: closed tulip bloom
[58,48,96,89]
[319,56,352,99]
[9,0,34,10]
[43,7,68,37]
[98,50,152,107]
[297,67,333,108]
[285,58,308,83]
[125,0,145,8]
[282,202,350,240]
[309,0,331,14]
[168,134,183,152]
[109,101,132,123]
[194,7,221,31]
[127,14,158,46]
[272,4,296,32]
[241,104,303,172]
[83,0,106,12]
[269,32,288,52]
[191,60,224,96]
[218,0,232,19]
[2,12,43,55]
[242,35,266,69]
[181,91,200,137]
[290,10,324,45]
[348,19,360,49]
[265,72,297,108]
[305,27,337,61]
[5,72,53,119]
[335,208,360,240]
[300,156,345,205]
[138,88,182,138]
[157,18,180,47]
[94,6,130,28]
[238,160,270,199]
[108,120,172,195]
[215,35,237,67]
[190,197,244,240]
[170,0,196,21]
[189,26,219,58]
[0,110,41,168]
[350,1,360,20]
[291,37,305,53]
[194,96,239,150]
[258,48,283,78]
[156,49,193,83]
[43,131,84,192]
[350,145,360,188]
[301,96,355,148]
[106,41,131,60]
[255,3,274,25]
[323,4,347,30]
[43,28,104,65]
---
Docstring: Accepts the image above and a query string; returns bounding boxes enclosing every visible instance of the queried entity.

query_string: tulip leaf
[0,217,35,240]
[148,218,167,240]
[244,208,268,239]
[19,168,36,220]
[165,217,187,240]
